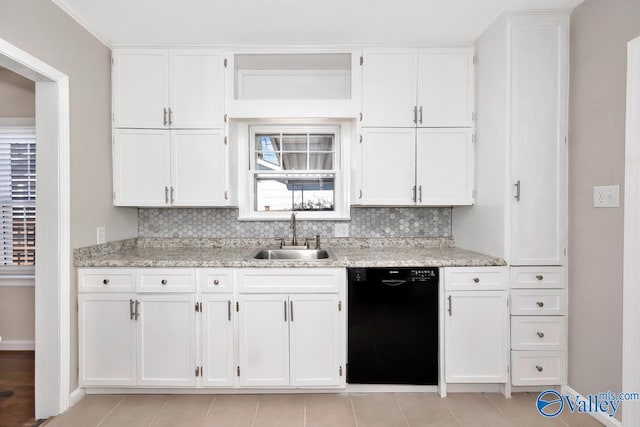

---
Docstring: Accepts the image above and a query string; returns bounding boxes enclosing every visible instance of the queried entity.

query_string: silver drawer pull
[103,279,110,285]
[161,279,168,285]
[472,277,480,283]
[537,331,545,338]
[536,301,544,307]
[213,280,220,285]
[536,365,544,372]
[536,275,544,281]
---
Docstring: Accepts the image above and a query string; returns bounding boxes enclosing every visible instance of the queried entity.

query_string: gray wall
[0,1,138,390]
[0,68,35,117]
[569,0,640,399]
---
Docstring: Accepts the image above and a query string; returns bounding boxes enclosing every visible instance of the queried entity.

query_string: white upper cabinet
[113,50,169,129]
[417,49,474,127]
[360,128,416,205]
[416,128,474,206]
[113,48,224,129]
[362,48,473,128]
[510,16,568,266]
[362,50,418,127]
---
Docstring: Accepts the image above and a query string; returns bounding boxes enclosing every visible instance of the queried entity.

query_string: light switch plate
[334,223,349,237]
[593,185,620,208]
[96,226,106,244]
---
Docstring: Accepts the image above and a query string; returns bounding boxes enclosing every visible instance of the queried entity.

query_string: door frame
[0,38,71,418]
[623,35,640,426]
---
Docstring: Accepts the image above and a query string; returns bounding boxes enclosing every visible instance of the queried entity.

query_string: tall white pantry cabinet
[453,12,569,387]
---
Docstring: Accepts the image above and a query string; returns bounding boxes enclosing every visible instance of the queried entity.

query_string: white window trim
[238,123,351,221]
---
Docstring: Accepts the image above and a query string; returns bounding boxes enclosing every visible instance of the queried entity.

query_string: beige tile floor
[42,393,605,427]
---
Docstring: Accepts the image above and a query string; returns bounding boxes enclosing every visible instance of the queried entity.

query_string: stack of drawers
[509,267,567,386]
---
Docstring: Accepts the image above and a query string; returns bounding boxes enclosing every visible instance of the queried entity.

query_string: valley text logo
[536,389,639,418]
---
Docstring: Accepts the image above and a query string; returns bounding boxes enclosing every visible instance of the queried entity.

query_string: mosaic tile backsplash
[138,207,452,239]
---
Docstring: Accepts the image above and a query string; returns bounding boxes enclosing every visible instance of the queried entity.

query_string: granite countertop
[73,238,506,268]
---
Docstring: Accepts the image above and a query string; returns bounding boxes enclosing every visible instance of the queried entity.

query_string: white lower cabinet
[137,295,196,387]
[201,295,234,387]
[444,267,509,384]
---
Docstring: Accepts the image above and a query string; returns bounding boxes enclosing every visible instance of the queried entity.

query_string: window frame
[239,124,350,221]
[0,122,36,279]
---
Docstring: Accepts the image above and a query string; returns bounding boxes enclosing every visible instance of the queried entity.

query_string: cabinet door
[360,128,416,205]
[289,294,343,387]
[113,129,170,206]
[78,294,136,386]
[201,295,234,387]
[169,50,225,129]
[445,291,508,383]
[171,130,227,206]
[416,128,473,206]
[362,50,418,127]
[113,50,169,128]
[510,17,568,265]
[238,294,289,387]
[417,49,474,127]
[137,295,196,387]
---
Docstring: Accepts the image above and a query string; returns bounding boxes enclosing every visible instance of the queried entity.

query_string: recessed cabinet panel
[113,129,171,206]
[362,50,418,127]
[360,128,416,205]
[417,49,474,127]
[202,295,234,387]
[113,50,169,128]
[416,129,473,206]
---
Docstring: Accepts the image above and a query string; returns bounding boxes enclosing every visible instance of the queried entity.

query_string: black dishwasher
[347,267,439,385]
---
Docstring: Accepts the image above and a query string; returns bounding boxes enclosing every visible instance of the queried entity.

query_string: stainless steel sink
[249,248,334,261]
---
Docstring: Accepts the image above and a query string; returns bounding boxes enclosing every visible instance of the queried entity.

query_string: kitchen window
[241,125,348,220]
[0,126,36,275]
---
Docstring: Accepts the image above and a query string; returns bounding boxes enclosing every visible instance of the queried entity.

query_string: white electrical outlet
[96,226,106,244]
[334,223,349,237]
[593,185,620,208]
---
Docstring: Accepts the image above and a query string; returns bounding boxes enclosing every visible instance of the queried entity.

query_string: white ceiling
[52,0,584,47]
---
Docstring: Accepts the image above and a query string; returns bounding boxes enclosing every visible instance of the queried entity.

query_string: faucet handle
[274,238,285,248]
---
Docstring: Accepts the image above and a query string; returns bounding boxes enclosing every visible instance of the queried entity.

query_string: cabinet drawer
[444,267,508,291]
[238,268,343,293]
[78,268,136,292]
[200,269,233,293]
[511,316,566,350]
[510,289,566,315]
[511,351,566,386]
[137,268,196,292]
[510,267,565,289]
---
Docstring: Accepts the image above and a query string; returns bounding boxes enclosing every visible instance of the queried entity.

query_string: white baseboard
[69,388,85,407]
[0,340,35,351]
[561,385,622,427]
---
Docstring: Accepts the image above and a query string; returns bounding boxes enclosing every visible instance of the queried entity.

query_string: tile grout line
[443,396,463,427]
[95,395,126,427]
[393,394,411,427]
[348,394,360,427]
[303,394,307,427]
[483,392,506,416]
[147,397,169,427]
[200,395,217,427]
[251,395,261,427]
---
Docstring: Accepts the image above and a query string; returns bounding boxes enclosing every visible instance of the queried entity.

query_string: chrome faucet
[290,212,298,246]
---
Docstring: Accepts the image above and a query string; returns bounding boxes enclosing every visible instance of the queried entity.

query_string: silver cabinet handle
[290,301,294,322]
[537,331,545,338]
[536,301,544,307]
[473,277,480,283]
[418,185,422,203]
[168,108,173,126]
[165,186,169,204]
[213,280,220,285]
[103,279,110,285]
[170,187,175,204]
[514,180,521,201]
[413,106,417,124]
[536,365,544,372]
[536,275,544,281]
[228,300,231,321]
[447,295,452,316]
[419,106,423,124]
[284,300,287,322]
[129,299,135,320]
[134,300,140,320]
[163,108,168,126]
[412,185,417,202]
[161,279,168,285]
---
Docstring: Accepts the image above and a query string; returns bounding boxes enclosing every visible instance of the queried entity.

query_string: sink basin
[249,248,334,261]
